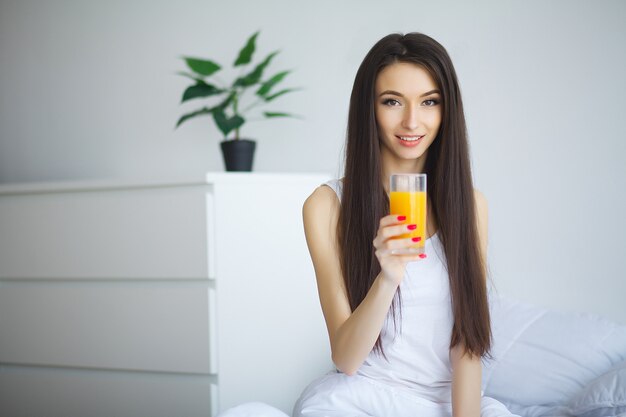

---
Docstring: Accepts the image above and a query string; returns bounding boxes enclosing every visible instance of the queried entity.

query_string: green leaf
[233,51,279,88]
[233,31,259,67]
[212,107,245,137]
[177,71,205,83]
[264,87,300,102]
[263,112,293,118]
[256,70,290,97]
[184,57,221,76]
[176,107,212,128]
[181,83,224,102]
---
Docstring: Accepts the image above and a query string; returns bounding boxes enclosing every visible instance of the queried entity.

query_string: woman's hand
[373,215,426,286]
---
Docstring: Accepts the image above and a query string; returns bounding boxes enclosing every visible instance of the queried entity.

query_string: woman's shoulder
[473,187,486,201]
[305,178,343,206]
[302,183,342,243]
[304,182,340,214]
[473,188,488,214]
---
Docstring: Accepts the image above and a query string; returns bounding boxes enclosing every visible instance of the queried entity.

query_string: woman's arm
[451,344,482,417]
[451,189,489,417]
[302,185,420,375]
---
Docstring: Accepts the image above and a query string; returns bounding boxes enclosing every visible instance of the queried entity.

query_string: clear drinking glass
[389,173,427,254]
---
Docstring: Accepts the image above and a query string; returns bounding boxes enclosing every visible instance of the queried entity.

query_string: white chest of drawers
[0,172,332,417]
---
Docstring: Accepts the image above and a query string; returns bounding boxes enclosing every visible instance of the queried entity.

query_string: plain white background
[1,0,625,322]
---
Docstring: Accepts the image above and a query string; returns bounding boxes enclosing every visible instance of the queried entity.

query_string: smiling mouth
[396,135,424,142]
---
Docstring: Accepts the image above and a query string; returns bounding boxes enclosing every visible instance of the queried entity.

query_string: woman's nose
[401,105,420,130]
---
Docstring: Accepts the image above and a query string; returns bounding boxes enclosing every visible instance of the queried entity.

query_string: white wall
[1,0,625,322]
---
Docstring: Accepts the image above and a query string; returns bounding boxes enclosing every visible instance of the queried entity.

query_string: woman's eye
[382,98,400,106]
[423,99,439,106]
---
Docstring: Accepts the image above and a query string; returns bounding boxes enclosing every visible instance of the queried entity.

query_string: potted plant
[175,31,299,171]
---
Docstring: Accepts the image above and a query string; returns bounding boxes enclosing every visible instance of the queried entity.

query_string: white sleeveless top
[324,178,454,403]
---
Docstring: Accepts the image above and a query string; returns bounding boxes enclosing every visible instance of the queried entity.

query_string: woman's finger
[378,249,426,260]
[379,223,419,240]
[380,237,422,251]
[379,214,408,228]
[396,252,427,261]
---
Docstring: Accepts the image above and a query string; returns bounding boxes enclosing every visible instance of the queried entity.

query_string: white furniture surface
[0,172,333,417]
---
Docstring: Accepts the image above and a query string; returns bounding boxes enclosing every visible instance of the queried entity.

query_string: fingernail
[412,237,421,242]
[397,215,406,221]
[407,224,417,230]
[419,253,427,259]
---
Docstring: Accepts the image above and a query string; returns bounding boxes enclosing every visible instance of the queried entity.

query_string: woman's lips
[396,135,424,147]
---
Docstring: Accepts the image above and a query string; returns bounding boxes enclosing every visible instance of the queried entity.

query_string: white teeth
[399,136,422,141]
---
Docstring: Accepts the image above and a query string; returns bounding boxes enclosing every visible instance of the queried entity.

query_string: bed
[217,292,626,417]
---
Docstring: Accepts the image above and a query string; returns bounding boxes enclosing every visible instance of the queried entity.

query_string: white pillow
[499,361,626,417]
[483,294,626,406]
[566,359,626,417]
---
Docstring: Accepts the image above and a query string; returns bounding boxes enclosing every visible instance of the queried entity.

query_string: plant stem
[233,92,239,140]
[234,66,246,141]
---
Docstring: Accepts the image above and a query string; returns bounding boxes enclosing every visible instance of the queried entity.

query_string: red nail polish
[397,215,406,221]
[407,224,417,230]
[419,253,427,258]
[412,237,422,242]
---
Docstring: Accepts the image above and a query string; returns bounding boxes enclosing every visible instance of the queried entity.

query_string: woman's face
[374,62,442,166]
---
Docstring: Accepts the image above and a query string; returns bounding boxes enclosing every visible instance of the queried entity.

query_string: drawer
[0,185,214,279]
[0,283,213,374]
[0,364,216,417]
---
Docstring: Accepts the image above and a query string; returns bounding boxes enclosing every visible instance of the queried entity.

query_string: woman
[293,33,519,417]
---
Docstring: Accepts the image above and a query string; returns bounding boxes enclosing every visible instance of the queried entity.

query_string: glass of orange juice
[389,173,427,254]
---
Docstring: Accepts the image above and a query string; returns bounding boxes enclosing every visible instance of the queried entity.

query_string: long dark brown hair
[338,32,492,360]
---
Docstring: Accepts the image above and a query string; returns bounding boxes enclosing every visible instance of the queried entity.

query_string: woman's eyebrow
[379,89,441,97]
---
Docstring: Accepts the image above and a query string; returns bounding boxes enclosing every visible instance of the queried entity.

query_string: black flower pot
[220,139,256,172]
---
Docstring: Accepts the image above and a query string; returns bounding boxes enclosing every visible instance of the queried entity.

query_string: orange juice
[389,191,427,251]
